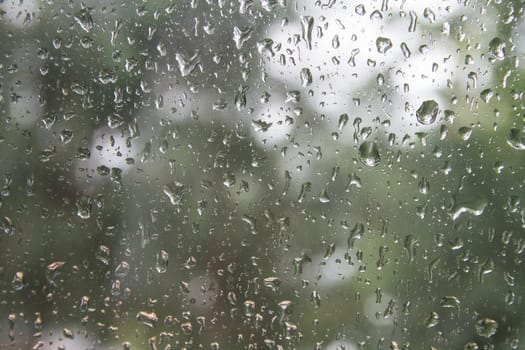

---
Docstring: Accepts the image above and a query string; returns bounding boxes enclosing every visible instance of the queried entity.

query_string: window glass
[0,0,524,349]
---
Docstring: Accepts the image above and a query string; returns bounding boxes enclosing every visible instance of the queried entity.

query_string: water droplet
[107,113,125,128]
[137,311,158,328]
[175,52,200,77]
[46,261,65,287]
[11,272,24,291]
[156,250,168,273]
[0,216,14,236]
[359,141,381,167]
[311,290,321,308]
[376,37,393,54]
[318,188,330,203]
[423,8,436,23]
[301,16,314,50]
[440,296,460,314]
[400,42,411,58]
[96,245,110,266]
[424,312,439,328]
[74,7,94,32]
[475,318,498,338]
[338,113,349,130]
[163,182,188,205]
[464,342,479,350]
[297,182,311,203]
[480,89,494,103]
[233,26,253,50]
[263,277,281,291]
[416,100,439,125]
[63,328,74,339]
[115,261,130,278]
[80,296,90,312]
[418,177,429,194]
[408,11,417,32]
[76,195,92,219]
[300,68,312,87]
[355,4,366,15]
[234,85,249,111]
[449,197,487,221]
[489,37,506,60]
[244,300,256,317]
[223,172,236,188]
[507,128,525,150]
[458,126,472,141]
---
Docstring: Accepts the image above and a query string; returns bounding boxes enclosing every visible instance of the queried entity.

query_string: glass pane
[0,0,523,349]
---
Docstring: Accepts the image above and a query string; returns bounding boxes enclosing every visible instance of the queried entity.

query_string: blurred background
[0,0,524,349]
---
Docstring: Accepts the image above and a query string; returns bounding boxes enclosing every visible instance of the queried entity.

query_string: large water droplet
[416,100,439,125]
[301,16,314,50]
[507,128,525,150]
[489,37,506,60]
[11,272,24,291]
[359,141,381,167]
[300,68,312,87]
[475,318,498,338]
[163,182,188,205]
[376,37,393,54]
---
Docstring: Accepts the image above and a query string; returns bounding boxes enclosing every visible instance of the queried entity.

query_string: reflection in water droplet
[416,100,439,125]
[359,141,381,167]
